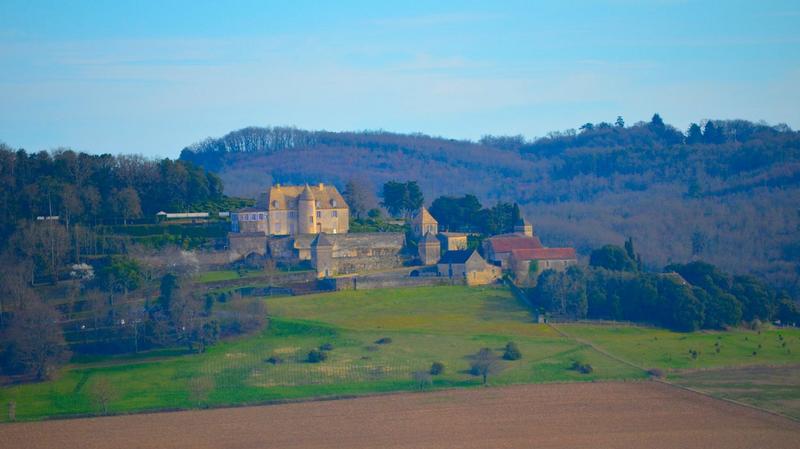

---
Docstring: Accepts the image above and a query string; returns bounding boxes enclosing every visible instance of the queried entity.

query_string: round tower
[298,184,317,234]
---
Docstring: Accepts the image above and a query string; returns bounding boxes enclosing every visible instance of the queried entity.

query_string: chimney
[318,183,324,190]
[275,183,281,189]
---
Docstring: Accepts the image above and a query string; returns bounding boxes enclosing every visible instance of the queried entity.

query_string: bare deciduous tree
[412,370,432,390]
[90,377,119,415]
[4,297,70,380]
[470,348,504,385]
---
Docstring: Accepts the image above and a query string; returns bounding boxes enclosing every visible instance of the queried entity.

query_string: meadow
[0,286,642,421]
[2,285,799,422]
[558,324,800,371]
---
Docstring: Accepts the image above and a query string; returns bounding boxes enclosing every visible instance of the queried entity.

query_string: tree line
[0,253,266,381]
[529,241,800,331]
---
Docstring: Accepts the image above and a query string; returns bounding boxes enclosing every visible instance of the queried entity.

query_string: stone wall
[312,232,406,277]
[321,271,463,291]
[228,232,267,261]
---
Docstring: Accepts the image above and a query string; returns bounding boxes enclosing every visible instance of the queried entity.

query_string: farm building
[437,249,501,286]
[438,232,468,251]
[483,233,544,268]
[508,247,578,285]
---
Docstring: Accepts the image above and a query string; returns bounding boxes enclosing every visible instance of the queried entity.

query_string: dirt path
[2,382,798,449]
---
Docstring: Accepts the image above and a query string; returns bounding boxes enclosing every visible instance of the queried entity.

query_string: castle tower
[412,207,438,238]
[311,233,334,277]
[419,232,441,265]
[514,217,533,237]
[298,184,317,234]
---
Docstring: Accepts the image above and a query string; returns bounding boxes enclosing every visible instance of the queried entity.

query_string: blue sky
[1,1,798,158]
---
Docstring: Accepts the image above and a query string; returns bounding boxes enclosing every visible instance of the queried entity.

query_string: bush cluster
[570,361,593,374]
[502,342,522,361]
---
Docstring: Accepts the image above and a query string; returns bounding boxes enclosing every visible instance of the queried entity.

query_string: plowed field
[2,381,798,449]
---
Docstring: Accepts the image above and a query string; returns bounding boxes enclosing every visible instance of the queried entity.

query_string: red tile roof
[510,248,577,261]
[486,235,543,253]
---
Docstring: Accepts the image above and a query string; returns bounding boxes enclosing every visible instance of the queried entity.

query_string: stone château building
[231,183,349,236]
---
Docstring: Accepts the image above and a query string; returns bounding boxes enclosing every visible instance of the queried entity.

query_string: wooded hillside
[180,116,800,295]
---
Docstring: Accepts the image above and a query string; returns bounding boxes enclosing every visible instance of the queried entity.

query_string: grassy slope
[4,285,799,422]
[559,324,800,371]
[0,286,642,421]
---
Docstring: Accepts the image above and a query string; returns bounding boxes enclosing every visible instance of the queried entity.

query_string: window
[272,200,278,208]
[250,214,257,221]
[258,213,265,220]
[309,216,314,224]
[315,200,321,208]
[332,210,338,217]
[331,199,337,207]
[316,211,321,218]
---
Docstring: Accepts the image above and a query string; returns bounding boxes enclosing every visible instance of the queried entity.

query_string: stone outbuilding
[437,249,502,286]
[514,217,534,237]
[509,247,578,285]
[418,232,441,265]
[311,232,405,278]
[228,231,267,261]
[483,233,544,268]
[438,232,468,251]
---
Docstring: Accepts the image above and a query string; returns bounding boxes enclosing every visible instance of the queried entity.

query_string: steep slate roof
[438,249,475,264]
[265,184,347,210]
[299,184,315,200]
[236,206,267,213]
[486,234,544,253]
[510,247,577,261]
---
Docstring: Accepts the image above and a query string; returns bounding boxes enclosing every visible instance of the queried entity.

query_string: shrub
[375,337,393,345]
[570,360,593,374]
[307,349,328,363]
[502,342,522,361]
[265,355,283,365]
[646,368,664,378]
[319,342,334,351]
[430,361,445,376]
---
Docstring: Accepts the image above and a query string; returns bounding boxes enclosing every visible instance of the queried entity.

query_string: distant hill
[179,117,800,295]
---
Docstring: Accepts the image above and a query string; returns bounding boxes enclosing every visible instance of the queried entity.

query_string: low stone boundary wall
[200,270,317,291]
[321,271,464,291]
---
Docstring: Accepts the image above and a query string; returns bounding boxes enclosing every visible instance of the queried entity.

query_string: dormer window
[272,200,279,208]
[315,200,321,208]
[331,199,337,207]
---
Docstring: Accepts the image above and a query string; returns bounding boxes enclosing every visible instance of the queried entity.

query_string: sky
[1,0,799,158]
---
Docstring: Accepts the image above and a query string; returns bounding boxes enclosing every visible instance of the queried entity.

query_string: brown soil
[2,381,798,449]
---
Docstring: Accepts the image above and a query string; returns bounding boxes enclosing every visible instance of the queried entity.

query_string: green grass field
[2,285,799,422]
[558,323,800,371]
[0,286,644,421]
